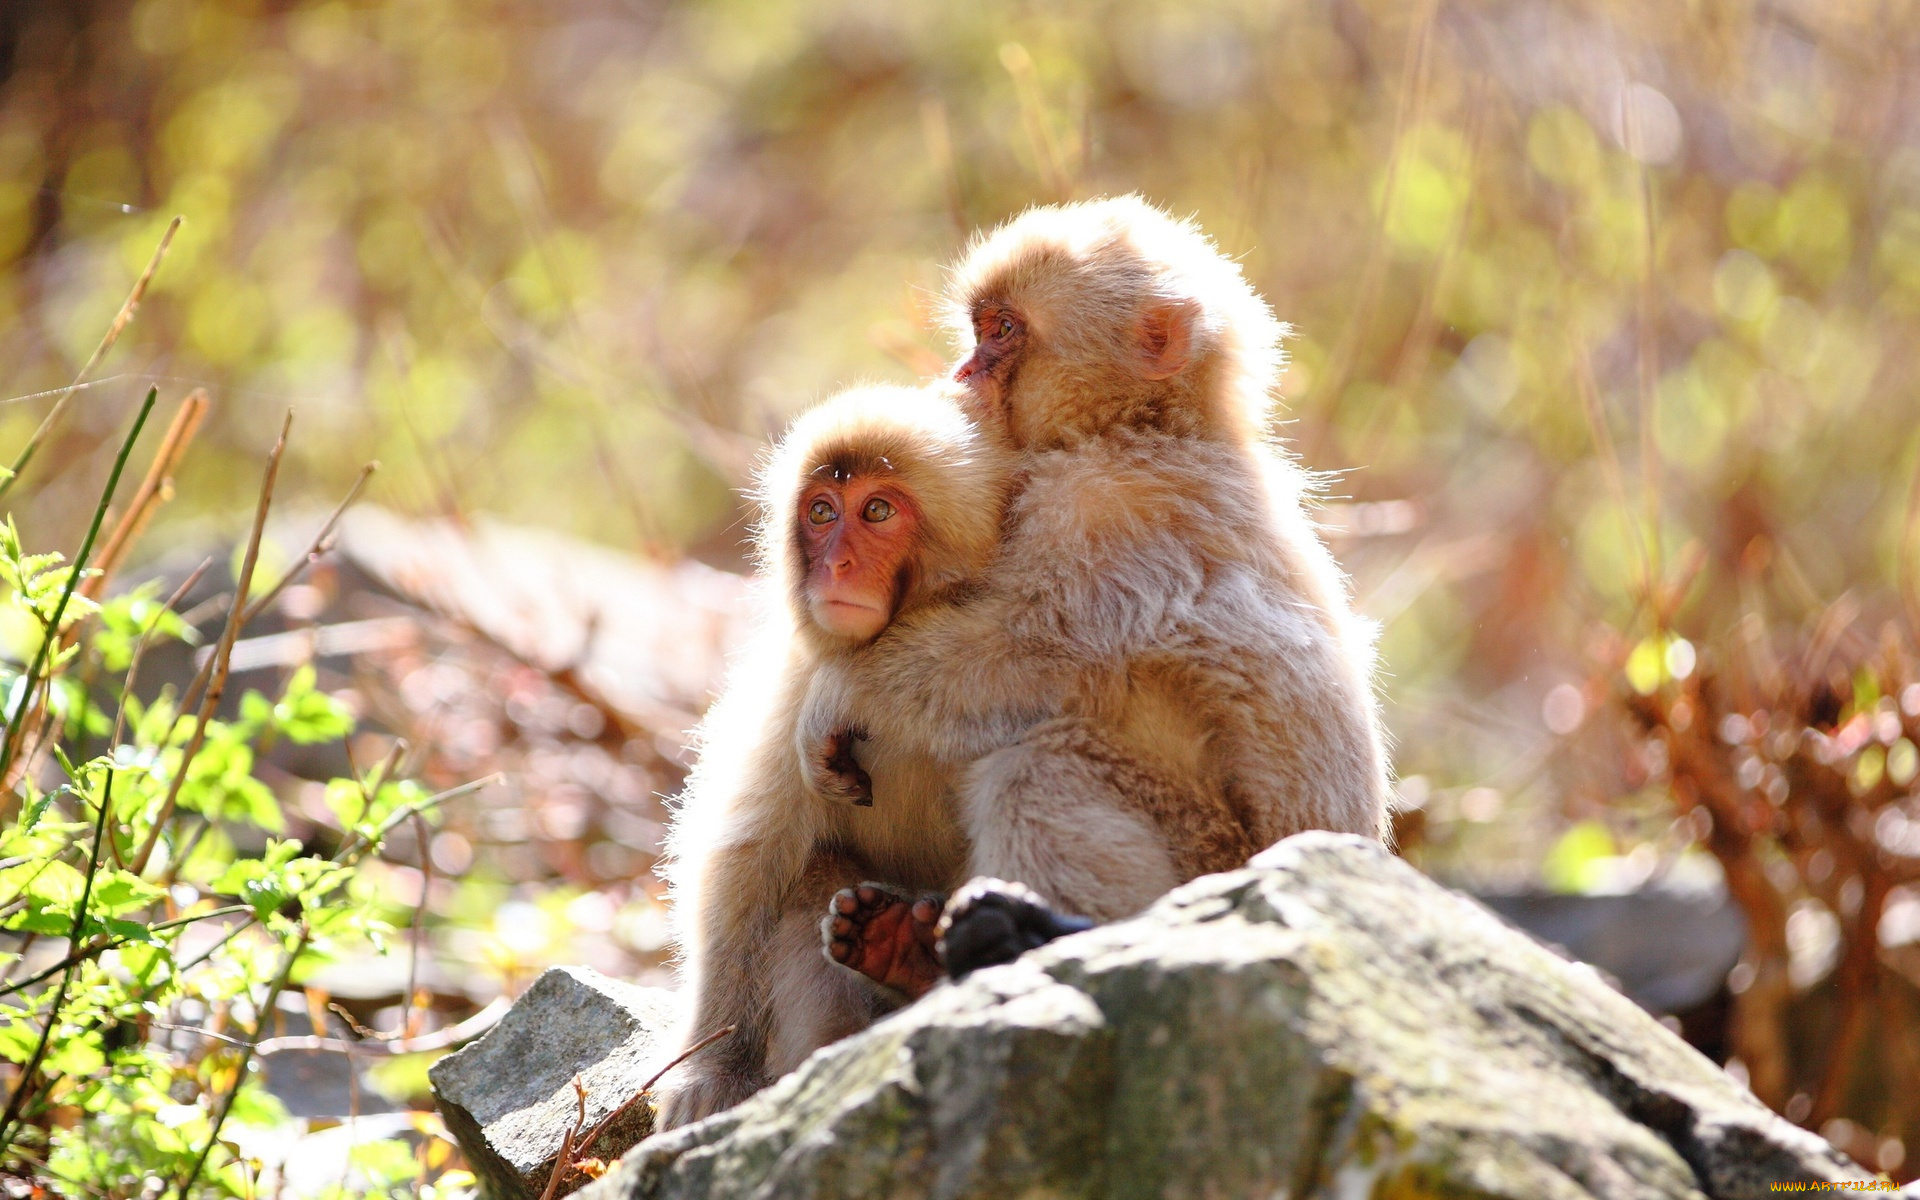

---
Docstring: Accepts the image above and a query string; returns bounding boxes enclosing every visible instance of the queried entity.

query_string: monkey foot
[823,883,944,1000]
[936,877,1096,981]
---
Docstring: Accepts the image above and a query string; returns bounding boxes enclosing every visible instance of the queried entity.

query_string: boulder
[581,833,1871,1200]
[432,966,680,1199]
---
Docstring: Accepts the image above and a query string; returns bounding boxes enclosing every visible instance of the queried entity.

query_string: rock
[432,966,680,1200]
[581,833,1870,1200]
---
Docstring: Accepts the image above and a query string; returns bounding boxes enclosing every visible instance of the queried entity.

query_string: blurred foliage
[4,0,1920,1178]
[1,0,1915,823]
[0,443,477,1195]
[1617,614,1920,1171]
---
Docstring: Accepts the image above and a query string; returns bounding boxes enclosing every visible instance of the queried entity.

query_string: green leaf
[238,689,274,734]
[0,1016,42,1063]
[210,839,309,918]
[45,1028,106,1078]
[89,871,165,918]
[18,780,53,833]
[4,857,87,908]
[93,583,197,672]
[177,733,284,832]
[95,916,153,942]
[350,1137,420,1185]
[225,1079,290,1128]
[267,665,354,744]
[325,776,366,828]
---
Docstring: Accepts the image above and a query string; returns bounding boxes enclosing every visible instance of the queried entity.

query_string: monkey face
[957,286,1198,447]
[798,475,921,642]
[953,304,1028,426]
[946,198,1274,447]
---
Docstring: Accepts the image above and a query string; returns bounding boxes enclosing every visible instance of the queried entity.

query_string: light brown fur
[654,384,1007,1129]
[799,196,1389,926]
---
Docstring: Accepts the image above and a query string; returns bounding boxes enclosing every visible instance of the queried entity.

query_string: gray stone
[432,966,680,1200]
[580,833,1871,1200]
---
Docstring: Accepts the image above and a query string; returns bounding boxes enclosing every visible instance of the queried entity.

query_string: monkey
[803,195,1391,998]
[652,383,1010,1130]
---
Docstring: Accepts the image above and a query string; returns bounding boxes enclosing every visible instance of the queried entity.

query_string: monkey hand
[936,877,1095,981]
[811,727,873,806]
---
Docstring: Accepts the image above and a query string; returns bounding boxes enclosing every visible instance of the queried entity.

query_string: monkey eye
[994,315,1015,340]
[861,496,896,523]
[807,498,838,525]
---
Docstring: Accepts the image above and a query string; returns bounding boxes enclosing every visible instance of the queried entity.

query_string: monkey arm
[657,649,833,1127]
[794,609,1067,789]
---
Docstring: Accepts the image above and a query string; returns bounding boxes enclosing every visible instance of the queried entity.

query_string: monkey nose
[953,357,978,382]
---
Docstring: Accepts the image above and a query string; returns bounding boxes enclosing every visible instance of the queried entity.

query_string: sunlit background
[4,0,1919,1181]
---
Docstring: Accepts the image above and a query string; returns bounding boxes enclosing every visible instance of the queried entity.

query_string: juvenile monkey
[807,196,1391,995]
[653,384,1008,1129]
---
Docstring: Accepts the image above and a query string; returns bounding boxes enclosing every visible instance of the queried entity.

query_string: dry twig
[82,389,209,600]
[0,218,180,502]
[131,411,293,875]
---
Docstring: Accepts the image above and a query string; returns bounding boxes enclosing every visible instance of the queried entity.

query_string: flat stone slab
[582,833,1872,1200]
[432,966,679,1199]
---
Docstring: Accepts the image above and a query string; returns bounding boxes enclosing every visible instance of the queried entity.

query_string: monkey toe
[937,878,1096,981]
[821,883,944,1001]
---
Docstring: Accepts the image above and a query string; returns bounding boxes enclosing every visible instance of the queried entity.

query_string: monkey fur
[800,196,1391,974]
[653,384,1009,1129]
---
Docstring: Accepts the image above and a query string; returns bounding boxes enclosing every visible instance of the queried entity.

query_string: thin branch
[167,912,256,978]
[568,1024,737,1162]
[108,559,213,759]
[82,389,209,600]
[539,1077,590,1200]
[171,924,309,1200]
[0,905,250,1001]
[1900,439,1920,632]
[999,43,1070,201]
[1304,0,1440,443]
[331,774,502,867]
[1624,80,1666,622]
[0,387,160,788]
[920,96,968,238]
[163,994,512,1058]
[130,411,292,876]
[1569,329,1653,611]
[177,459,374,721]
[404,809,431,1037]
[239,460,377,626]
[0,218,179,502]
[0,771,116,1151]
[14,549,205,812]
[534,1023,743,1197]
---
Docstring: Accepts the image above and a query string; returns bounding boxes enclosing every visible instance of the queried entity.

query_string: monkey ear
[1136,299,1197,380]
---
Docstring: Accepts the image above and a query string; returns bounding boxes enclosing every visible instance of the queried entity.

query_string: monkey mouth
[811,597,888,635]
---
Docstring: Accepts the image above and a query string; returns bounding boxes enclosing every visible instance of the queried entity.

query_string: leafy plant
[0,241,485,1198]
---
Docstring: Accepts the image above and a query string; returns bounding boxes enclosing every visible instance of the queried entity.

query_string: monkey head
[757,385,1008,651]
[945,195,1286,450]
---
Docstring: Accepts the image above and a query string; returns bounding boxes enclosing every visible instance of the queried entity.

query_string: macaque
[653,384,1008,1130]
[805,196,1391,995]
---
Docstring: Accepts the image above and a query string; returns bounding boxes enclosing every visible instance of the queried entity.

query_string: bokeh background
[3,0,1918,1180]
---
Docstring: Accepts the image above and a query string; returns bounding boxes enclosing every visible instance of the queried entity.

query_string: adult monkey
[654,384,1008,1130]
[807,196,1390,997]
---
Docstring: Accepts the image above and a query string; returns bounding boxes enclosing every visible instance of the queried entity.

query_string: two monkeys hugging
[654,196,1391,1129]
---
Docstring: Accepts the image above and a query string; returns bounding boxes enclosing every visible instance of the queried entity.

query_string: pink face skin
[953,305,1027,428]
[800,476,921,641]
